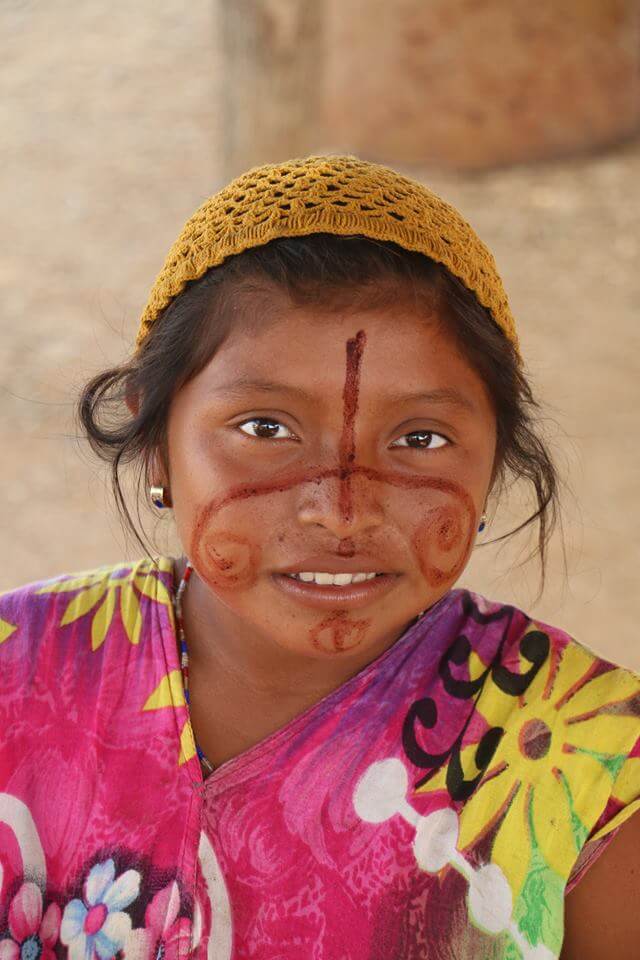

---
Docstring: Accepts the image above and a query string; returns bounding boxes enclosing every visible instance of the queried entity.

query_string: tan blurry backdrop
[1,3,639,667]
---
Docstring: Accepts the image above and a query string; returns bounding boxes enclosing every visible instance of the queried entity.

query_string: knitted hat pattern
[136,154,520,358]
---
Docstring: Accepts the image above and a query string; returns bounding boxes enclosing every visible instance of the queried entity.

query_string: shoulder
[0,556,177,673]
[422,588,640,735]
[457,587,640,796]
[561,806,640,959]
[451,588,640,873]
[452,586,640,705]
[403,590,639,956]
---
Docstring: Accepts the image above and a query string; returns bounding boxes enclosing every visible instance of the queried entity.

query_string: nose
[296,469,385,539]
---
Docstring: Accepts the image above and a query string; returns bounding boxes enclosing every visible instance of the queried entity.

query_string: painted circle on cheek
[197,529,262,590]
[309,611,372,654]
[412,495,475,589]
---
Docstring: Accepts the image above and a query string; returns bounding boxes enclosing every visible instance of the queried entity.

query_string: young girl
[0,154,638,960]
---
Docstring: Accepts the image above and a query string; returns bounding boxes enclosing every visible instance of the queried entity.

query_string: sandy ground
[1,2,639,668]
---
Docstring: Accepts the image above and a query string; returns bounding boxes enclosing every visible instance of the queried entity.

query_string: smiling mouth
[271,571,399,609]
[284,571,384,584]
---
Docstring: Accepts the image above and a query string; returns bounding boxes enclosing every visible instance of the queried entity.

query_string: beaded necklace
[174,559,215,776]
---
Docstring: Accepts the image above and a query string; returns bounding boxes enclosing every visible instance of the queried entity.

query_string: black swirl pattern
[402,593,550,801]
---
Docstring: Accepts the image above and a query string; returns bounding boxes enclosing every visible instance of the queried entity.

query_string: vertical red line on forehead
[339,330,367,523]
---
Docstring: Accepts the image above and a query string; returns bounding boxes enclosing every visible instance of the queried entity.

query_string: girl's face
[162,284,497,661]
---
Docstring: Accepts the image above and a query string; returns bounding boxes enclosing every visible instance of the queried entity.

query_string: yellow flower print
[0,616,17,645]
[143,669,196,767]
[419,635,640,899]
[36,556,175,651]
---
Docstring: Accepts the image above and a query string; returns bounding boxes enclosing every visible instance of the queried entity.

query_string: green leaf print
[500,938,524,960]
[557,766,589,852]
[575,746,627,783]
[511,789,565,957]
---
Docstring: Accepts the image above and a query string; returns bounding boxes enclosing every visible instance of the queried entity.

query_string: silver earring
[150,485,169,509]
[478,512,488,532]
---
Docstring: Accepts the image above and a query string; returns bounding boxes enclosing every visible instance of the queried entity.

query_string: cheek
[411,484,477,589]
[198,529,262,591]
[189,501,264,592]
[185,463,321,591]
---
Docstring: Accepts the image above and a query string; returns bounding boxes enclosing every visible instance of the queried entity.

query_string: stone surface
[221,0,640,173]
[323,0,640,169]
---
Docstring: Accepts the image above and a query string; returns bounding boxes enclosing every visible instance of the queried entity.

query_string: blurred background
[1,1,639,667]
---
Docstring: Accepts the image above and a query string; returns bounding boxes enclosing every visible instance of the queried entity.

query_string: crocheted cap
[136,154,520,358]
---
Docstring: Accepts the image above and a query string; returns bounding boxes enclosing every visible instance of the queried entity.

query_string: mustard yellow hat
[136,154,519,358]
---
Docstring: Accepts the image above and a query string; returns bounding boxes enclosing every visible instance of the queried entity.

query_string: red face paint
[199,530,262,591]
[191,469,475,588]
[188,329,478,652]
[339,330,366,523]
[336,539,356,557]
[309,611,371,653]
[411,486,476,588]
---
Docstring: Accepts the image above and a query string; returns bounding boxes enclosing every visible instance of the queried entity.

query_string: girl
[0,154,638,960]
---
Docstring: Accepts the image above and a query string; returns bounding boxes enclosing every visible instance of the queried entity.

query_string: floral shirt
[0,556,639,960]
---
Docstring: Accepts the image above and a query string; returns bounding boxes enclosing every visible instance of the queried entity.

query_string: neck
[173,556,410,707]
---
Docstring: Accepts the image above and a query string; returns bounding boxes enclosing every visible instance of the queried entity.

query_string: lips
[276,555,392,576]
[271,571,399,610]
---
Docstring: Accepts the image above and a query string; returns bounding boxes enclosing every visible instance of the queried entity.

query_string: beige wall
[1,2,639,668]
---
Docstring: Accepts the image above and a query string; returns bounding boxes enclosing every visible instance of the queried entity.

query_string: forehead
[195,282,491,410]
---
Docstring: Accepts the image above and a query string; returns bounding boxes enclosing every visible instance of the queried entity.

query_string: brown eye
[237,418,294,440]
[391,430,449,450]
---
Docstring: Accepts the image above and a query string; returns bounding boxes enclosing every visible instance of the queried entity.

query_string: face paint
[339,329,366,523]
[197,529,262,591]
[411,482,476,588]
[188,328,478,654]
[337,539,356,557]
[191,471,475,588]
[309,611,371,654]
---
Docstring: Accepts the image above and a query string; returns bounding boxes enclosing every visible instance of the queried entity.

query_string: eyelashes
[237,418,294,441]
[392,431,448,451]
[236,418,450,450]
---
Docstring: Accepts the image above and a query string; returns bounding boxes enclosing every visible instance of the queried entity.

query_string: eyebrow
[210,377,476,413]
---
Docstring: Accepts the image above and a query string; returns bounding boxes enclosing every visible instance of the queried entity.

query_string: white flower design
[353,758,554,960]
[60,859,140,960]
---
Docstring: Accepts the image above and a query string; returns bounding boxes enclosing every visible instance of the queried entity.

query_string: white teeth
[315,572,334,585]
[333,573,355,585]
[286,571,381,585]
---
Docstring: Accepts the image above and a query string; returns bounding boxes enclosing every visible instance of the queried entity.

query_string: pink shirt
[1,556,639,960]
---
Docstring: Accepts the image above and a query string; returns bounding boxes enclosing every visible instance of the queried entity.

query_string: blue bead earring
[150,485,169,510]
[478,513,488,533]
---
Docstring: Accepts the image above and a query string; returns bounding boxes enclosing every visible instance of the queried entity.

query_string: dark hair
[77,234,561,591]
